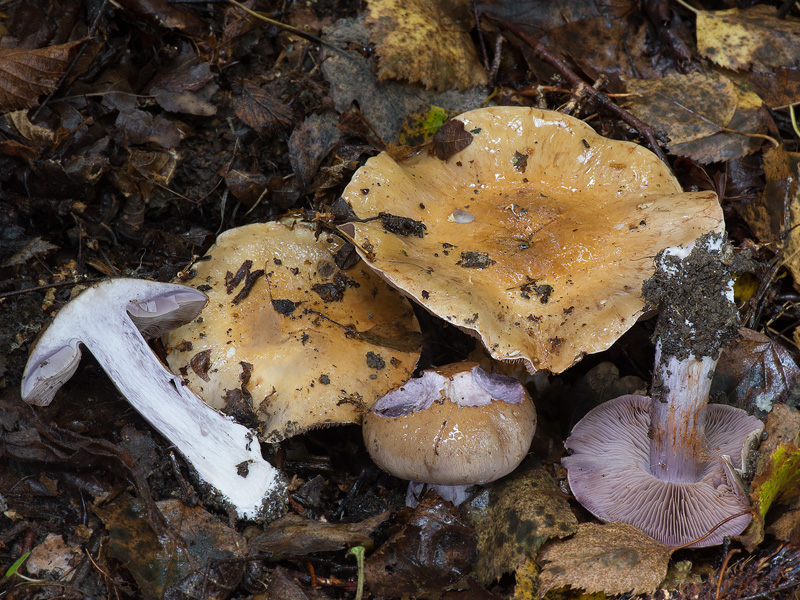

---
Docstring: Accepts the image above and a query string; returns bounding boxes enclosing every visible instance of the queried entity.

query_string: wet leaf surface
[364,493,477,598]
[463,460,578,585]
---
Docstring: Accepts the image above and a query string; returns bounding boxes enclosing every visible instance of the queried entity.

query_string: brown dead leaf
[149,43,217,116]
[625,72,774,164]
[697,5,800,73]
[233,81,294,136]
[623,72,736,145]
[365,0,487,92]
[365,493,477,598]
[536,522,673,597]
[463,460,578,585]
[250,511,390,555]
[225,170,268,206]
[758,146,800,289]
[0,41,82,111]
[713,328,800,416]
[432,118,474,160]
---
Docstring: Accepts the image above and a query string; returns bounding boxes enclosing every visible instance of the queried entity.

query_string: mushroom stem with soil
[563,234,764,547]
[21,278,286,521]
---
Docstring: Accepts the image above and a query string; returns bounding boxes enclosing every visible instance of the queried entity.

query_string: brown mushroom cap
[363,361,536,485]
[163,221,422,442]
[563,394,763,547]
[339,106,723,373]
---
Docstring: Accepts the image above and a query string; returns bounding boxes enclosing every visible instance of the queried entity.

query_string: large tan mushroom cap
[163,221,421,442]
[339,106,724,373]
[363,361,536,485]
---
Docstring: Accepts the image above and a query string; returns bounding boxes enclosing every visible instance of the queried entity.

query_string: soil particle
[643,233,738,360]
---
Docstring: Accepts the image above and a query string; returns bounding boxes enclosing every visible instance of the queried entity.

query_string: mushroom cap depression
[563,394,763,547]
[363,361,536,485]
[163,221,422,443]
[338,106,724,373]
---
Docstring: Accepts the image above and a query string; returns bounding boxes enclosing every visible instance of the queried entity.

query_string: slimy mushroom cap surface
[164,221,422,442]
[339,106,724,373]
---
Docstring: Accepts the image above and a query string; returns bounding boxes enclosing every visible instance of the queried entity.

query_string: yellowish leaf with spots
[365,0,487,91]
[697,5,800,72]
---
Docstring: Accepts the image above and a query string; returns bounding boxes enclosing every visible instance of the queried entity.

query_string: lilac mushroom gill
[363,361,536,506]
[563,234,763,547]
[21,278,287,521]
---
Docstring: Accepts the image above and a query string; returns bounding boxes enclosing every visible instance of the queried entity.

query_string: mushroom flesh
[21,278,286,521]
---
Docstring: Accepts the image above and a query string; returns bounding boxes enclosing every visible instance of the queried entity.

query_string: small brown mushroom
[163,220,422,442]
[338,106,724,374]
[363,361,536,505]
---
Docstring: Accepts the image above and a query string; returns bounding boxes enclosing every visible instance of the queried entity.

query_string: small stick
[481,14,672,167]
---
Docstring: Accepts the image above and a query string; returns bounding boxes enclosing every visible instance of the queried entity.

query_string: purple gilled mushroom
[21,278,286,521]
[563,234,764,547]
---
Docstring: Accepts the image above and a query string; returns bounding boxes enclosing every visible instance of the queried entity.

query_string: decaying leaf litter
[1,0,800,598]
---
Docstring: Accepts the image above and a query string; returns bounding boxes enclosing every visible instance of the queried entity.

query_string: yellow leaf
[365,0,487,91]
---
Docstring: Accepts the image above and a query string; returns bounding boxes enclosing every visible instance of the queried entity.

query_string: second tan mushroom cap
[164,221,422,442]
[339,106,724,373]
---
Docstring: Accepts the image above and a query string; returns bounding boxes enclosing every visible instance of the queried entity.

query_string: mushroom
[338,106,724,374]
[163,220,422,442]
[562,234,764,547]
[363,361,536,505]
[21,278,286,521]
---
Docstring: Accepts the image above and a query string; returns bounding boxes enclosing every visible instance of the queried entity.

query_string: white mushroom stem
[22,279,286,521]
[649,342,717,483]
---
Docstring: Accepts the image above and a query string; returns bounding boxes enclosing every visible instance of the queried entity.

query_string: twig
[31,0,110,120]
[0,278,102,301]
[715,548,740,600]
[480,14,672,168]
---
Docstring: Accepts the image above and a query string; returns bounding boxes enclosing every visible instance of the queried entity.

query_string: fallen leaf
[624,72,773,163]
[739,404,800,550]
[225,169,268,206]
[95,495,245,600]
[233,81,293,136]
[463,460,578,585]
[365,0,487,92]
[250,511,390,554]
[149,43,217,116]
[712,328,800,416]
[397,105,459,147]
[624,72,737,146]
[0,41,82,111]
[697,5,800,73]
[365,493,477,599]
[288,112,341,192]
[536,522,673,597]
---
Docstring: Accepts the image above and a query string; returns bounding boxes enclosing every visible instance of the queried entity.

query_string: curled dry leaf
[164,220,422,442]
[0,41,82,111]
[713,328,800,416]
[338,106,723,374]
[739,404,800,551]
[536,522,673,597]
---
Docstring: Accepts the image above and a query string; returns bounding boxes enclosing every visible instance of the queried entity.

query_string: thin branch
[480,14,672,168]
